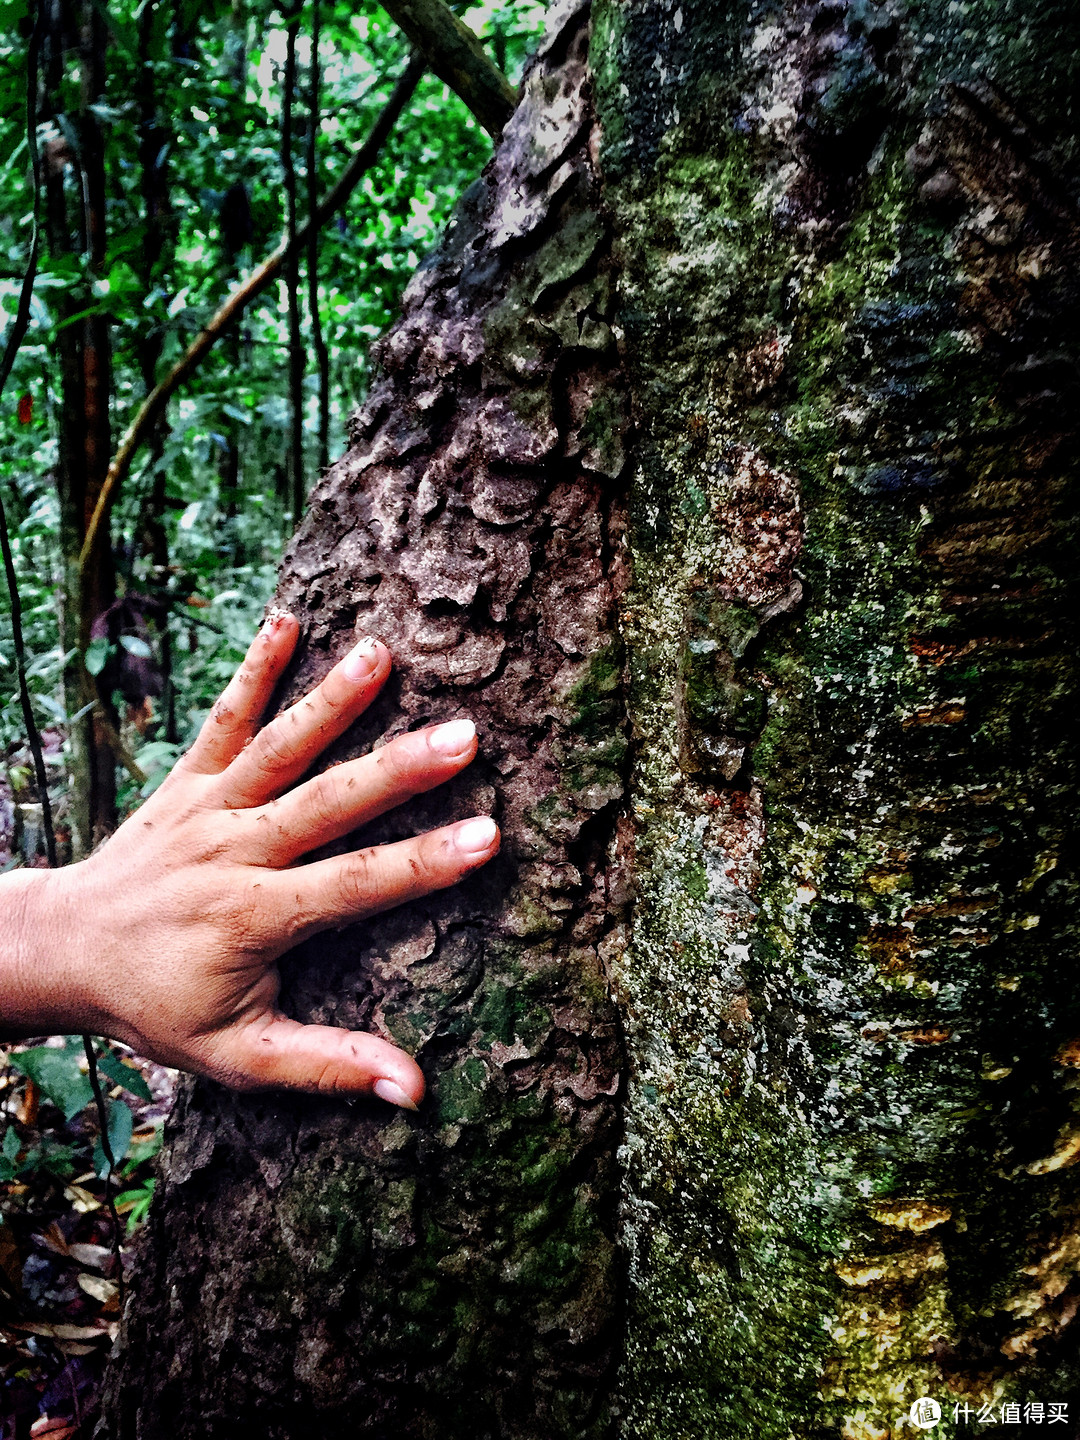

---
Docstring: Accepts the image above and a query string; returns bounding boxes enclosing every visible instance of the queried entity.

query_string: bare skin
[0,612,499,1111]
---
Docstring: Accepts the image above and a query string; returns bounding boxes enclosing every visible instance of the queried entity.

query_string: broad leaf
[93,1099,134,1178]
[84,636,110,676]
[96,1049,153,1103]
[8,1042,94,1123]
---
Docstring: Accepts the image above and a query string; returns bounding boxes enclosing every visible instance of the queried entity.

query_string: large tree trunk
[101,1,1080,1436]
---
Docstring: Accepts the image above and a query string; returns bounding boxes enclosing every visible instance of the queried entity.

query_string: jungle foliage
[0,0,544,858]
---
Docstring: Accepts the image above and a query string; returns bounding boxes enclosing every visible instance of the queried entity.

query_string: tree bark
[306,0,331,480]
[134,0,179,741]
[282,0,305,523]
[43,0,117,856]
[102,0,1080,1435]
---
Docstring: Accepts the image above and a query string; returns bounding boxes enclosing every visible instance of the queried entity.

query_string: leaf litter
[0,1039,176,1438]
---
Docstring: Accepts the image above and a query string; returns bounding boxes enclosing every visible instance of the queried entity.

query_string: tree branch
[380,0,515,137]
[78,52,425,580]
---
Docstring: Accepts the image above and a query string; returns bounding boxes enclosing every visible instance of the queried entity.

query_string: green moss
[475,982,515,1045]
[564,643,625,743]
[435,1057,489,1126]
[278,1163,374,1278]
[679,861,708,901]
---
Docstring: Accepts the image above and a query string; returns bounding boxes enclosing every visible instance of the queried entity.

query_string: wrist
[0,864,101,1039]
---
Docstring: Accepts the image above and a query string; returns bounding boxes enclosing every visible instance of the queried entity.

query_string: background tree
[98,0,1080,1437]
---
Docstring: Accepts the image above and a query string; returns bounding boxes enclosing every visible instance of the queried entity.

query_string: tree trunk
[43,0,117,856]
[134,0,179,743]
[282,0,306,523]
[102,1,1080,1436]
[306,0,331,481]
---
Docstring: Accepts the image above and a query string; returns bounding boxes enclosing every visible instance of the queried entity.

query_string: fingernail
[429,717,476,756]
[373,1078,419,1112]
[343,635,379,681]
[455,816,498,857]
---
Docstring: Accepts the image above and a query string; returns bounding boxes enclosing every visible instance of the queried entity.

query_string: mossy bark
[599,0,1080,1435]
[101,1,1080,1436]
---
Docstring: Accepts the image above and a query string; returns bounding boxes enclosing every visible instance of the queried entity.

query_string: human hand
[38,612,499,1109]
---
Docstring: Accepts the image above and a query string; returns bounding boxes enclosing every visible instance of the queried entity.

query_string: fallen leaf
[30,1411,78,1434]
[16,1077,39,1126]
[30,1418,78,1438]
[40,1223,70,1257]
[77,1273,118,1303]
[63,1184,102,1213]
[68,1241,112,1271]
[9,1320,110,1340]
[0,1224,21,1292]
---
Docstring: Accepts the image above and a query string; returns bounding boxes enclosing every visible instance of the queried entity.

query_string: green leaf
[2,1126,20,1164]
[39,1142,78,1180]
[0,0,31,33]
[119,634,152,659]
[116,1177,156,1232]
[96,1049,153,1102]
[118,1126,163,1179]
[8,1042,94,1122]
[85,636,110,676]
[93,1099,134,1177]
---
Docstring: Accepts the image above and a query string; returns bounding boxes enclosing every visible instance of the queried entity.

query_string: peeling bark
[102,0,1080,1436]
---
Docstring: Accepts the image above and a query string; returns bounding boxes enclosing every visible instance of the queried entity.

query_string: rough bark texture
[103,6,628,1436]
[102,0,1080,1436]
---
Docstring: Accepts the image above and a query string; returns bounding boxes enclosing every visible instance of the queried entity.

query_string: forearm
[0,866,91,1041]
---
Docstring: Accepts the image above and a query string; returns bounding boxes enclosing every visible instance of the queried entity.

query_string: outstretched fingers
[270,816,500,940]
[248,718,479,864]
[225,1015,425,1106]
[181,610,300,775]
[216,635,392,808]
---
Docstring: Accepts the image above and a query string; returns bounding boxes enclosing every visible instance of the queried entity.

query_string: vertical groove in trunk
[102,6,630,1435]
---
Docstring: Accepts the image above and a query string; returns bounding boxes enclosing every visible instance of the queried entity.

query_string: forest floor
[0,1031,176,1439]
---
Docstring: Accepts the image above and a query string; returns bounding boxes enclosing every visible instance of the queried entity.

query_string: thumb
[221,1015,425,1110]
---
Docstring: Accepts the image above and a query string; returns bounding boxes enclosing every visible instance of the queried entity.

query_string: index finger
[214,634,392,808]
[179,610,300,776]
